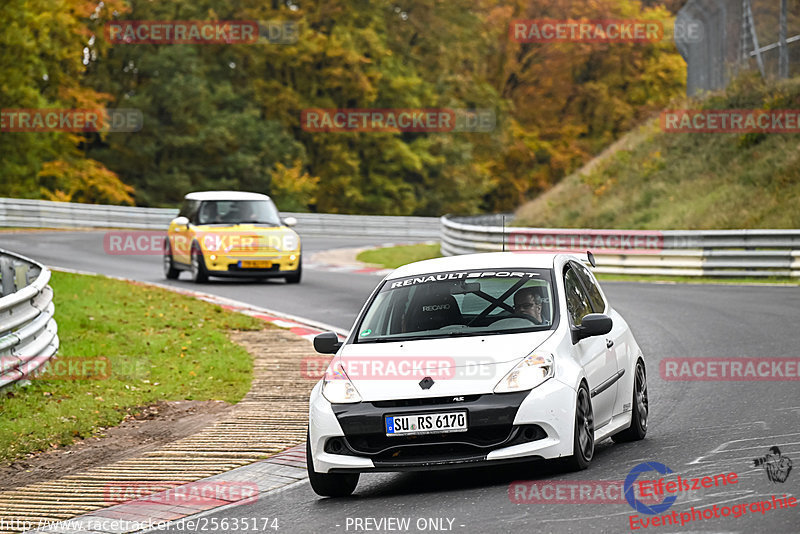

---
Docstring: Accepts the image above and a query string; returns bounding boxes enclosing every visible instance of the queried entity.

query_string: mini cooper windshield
[356,268,556,343]
[196,199,282,226]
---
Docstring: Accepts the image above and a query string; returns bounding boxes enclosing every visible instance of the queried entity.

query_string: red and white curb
[305,241,435,276]
[305,261,392,276]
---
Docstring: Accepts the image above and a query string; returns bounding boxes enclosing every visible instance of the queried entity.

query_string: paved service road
[3,231,799,533]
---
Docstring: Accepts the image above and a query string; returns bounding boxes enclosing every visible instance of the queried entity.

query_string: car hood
[333,330,554,401]
[192,224,299,252]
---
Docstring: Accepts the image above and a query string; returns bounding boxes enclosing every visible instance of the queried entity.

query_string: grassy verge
[514,76,800,229]
[0,271,265,464]
[357,243,441,269]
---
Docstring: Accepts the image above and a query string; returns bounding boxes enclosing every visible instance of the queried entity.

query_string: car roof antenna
[587,250,596,268]
[502,216,506,252]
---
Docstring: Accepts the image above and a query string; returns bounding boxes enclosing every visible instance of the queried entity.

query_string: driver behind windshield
[513,286,545,325]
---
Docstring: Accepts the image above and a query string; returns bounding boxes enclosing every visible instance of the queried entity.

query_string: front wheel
[163,239,180,280]
[190,242,209,283]
[560,383,594,471]
[306,434,358,497]
[284,258,302,284]
[612,360,648,443]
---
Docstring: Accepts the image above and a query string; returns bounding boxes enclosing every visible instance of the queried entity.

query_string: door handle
[606,339,614,349]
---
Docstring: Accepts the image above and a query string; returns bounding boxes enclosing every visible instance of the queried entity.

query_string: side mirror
[173,216,189,228]
[283,216,297,227]
[313,331,342,354]
[571,313,612,344]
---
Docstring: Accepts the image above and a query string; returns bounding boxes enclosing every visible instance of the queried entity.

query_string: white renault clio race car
[307,252,648,497]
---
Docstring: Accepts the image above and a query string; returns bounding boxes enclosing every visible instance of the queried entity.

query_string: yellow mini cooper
[163,191,301,283]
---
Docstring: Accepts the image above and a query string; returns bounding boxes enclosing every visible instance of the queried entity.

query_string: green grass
[0,271,264,464]
[357,243,441,269]
[514,75,800,230]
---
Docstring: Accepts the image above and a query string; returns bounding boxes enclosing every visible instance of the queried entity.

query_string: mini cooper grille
[227,264,279,272]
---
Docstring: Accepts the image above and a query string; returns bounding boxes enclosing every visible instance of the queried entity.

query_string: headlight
[322,362,362,403]
[494,352,554,393]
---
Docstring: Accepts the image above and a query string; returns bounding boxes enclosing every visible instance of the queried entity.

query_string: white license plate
[385,411,467,436]
[239,260,272,268]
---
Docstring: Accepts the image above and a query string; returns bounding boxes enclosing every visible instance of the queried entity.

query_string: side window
[564,267,592,326]
[572,262,606,313]
[184,200,201,224]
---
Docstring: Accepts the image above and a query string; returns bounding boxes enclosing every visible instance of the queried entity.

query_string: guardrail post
[0,256,14,297]
[14,263,29,292]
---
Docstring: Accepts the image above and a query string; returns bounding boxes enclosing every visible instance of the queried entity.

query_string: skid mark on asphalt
[688,431,800,467]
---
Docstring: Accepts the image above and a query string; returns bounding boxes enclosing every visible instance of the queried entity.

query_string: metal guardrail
[0,198,440,240]
[441,215,800,277]
[0,249,59,390]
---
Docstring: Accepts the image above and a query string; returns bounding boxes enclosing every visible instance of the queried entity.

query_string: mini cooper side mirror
[571,313,613,344]
[313,331,342,354]
[283,216,297,227]
[173,216,189,228]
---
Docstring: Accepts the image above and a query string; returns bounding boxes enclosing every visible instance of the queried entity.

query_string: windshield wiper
[360,331,484,343]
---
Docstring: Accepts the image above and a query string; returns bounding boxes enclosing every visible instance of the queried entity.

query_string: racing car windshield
[196,200,282,225]
[356,269,556,343]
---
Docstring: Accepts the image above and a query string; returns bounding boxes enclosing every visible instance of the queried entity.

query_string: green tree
[0,0,133,204]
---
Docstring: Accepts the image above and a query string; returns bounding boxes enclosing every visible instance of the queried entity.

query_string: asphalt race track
[2,231,799,533]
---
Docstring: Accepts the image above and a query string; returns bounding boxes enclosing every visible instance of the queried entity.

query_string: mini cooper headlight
[321,362,362,404]
[494,352,555,393]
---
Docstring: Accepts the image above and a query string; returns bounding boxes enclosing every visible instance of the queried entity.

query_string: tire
[190,242,209,283]
[163,239,180,280]
[560,382,594,471]
[284,257,302,284]
[612,360,648,443]
[306,433,358,497]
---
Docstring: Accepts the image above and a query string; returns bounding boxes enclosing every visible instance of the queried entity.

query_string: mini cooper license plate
[239,260,272,268]
[385,411,467,436]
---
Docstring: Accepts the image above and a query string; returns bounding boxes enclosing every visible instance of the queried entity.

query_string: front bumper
[308,378,576,473]
[203,251,300,277]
